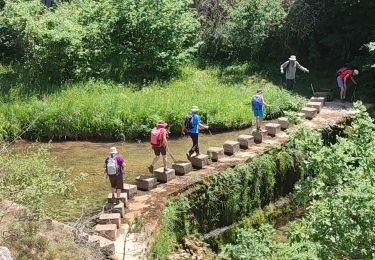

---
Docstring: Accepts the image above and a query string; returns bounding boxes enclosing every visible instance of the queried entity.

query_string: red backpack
[150,127,164,147]
[336,67,349,77]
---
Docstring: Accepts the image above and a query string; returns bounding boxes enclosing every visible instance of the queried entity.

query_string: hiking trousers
[188,133,199,155]
[286,79,295,89]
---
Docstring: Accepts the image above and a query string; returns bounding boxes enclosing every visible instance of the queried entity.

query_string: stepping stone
[99,213,121,228]
[95,224,117,241]
[103,202,125,218]
[310,96,325,105]
[136,175,157,191]
[296,112,305,119]
[265,123,281,137]
[190,154,209,169]
[107,193,128,206]
[172,160,192,175]
[237,135,254,149]
[223,140,240,155]
[88,235,115,255]
[307,102,322,113]
[122,183,137,199]
[153,168,175,183]
[278,117,289,130]
[207,147,224,161]
[314,91,332,101]
[251,129,268,143]
[301,107,318,119]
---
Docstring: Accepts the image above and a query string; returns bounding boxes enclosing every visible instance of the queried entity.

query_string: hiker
[336,68,359,102]
[280,55,309,89]
[185,106,208,159]
[104,147,126,204]
[252,88,268,131]
[148,120,169,173]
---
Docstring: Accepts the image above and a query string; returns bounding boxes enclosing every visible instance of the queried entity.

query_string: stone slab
[190,154,209,169]
[310,96,325,105]
[153,168,176,183]
[278,117,289,130]
[301,107,318,119]
[223,140,240,155]
[207,147,224,161]
[88,235,115,255]
[107,192,127,206]
[252,129,268,143]
[172,160,192,175]
[136,175,157,191]
[102,202,125,218]
[237,135,254,149]
[122,183,137,199]
[307,101,322,113]
[296,112,305,119]
[99,213,121,228]
[314,91,332,101]
[95,224,117,241]
[265,123,281,136]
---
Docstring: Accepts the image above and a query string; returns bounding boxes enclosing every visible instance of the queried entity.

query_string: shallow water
[13,128,254,220]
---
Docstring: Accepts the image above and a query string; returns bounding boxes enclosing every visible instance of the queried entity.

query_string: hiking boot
[164,168,168,172]
[148,165,154,174]
[186,152,191,160]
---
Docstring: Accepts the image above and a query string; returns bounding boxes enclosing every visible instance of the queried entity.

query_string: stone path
[94,98,356,259]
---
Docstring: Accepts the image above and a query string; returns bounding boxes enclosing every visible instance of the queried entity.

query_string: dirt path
[110,101,355,259]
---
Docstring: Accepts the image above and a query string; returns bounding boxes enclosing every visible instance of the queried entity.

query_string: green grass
[0,65,306,141]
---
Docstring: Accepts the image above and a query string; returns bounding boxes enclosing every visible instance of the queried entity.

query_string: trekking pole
[166,148,177,163]
[310,83,315,96]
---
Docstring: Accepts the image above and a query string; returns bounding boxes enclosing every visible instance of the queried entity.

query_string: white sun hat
[289,55,297,61]
[109,147,118,154]
[353,69,359,75]
[191,106,200,112]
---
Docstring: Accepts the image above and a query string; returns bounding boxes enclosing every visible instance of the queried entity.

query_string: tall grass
[0,66,305,141]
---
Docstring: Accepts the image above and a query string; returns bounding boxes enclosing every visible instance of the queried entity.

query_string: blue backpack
[252,95,263,110]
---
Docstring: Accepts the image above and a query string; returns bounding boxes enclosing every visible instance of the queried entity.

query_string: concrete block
[88,235,115,255]
[122,183,137,199]
[265,123,281,136]
[252,129,268,143]
[301,107,318,119]
[153,168,175,183]
[172,160,192,175]
[237,135,254,149]
[310,96,325,105]
[136,175,157,191]
[307,102,322,113]
[95,224,117,241]
[207,147,224,161]
[103,202,125,218]
[107,193,127,205]
[296,112,305,119]
[223,140,240,155]
[190,154,209,169]
[99,213,121,228]
[278,117,289,130]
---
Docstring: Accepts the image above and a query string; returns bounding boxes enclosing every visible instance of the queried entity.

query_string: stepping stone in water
[223,140,240,155]
[107,193,127,206]
[301,107,318,119]
[207,147,224,161]
[307,102,322,113]
[153,168,175,183]
[190,154,209,169]
[122,183,137,199]
[136,175,158,191]
[237,135,254,149]
[95,224,117,241]
[265,123,281,137]
[99,213,121,229]
[277,117,289,130]
[251,129,268,143]
[172,160,192,175]
[310,96,325,105]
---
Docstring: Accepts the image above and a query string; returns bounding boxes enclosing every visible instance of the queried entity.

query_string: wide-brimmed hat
[191,106,200,112]
[353,69,359,75]
[156,120,168,128]
[289,55,297,61]
[109,147,118,154]
[256,88,263,94]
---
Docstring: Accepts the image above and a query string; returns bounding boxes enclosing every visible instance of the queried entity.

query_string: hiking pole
[167,150,177,163]
[310,83,315,96]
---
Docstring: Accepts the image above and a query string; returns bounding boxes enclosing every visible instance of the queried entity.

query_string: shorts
[337,76,344,88]
[109,174,123,189]
[152,146,166,156]
[253,109,264,117]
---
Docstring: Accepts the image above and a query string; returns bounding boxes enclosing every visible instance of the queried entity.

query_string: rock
[136,175,157,191]
[310,96,325,105]
[0,247,12,260]
[95,224,117,241]
[223,140,240,155]
[153,168,175,183]
[307,101,322,113]
[237,135,254,149]
[277,117,289,130]
[190,154,209,169]
[98,213,121,228]
[107,193,127,206]
[251,129,268,143]
[301,107,318,119]
[172,161,192,175]
[121,183,137,199]
[265,123,281,136]
[207,147,224,161]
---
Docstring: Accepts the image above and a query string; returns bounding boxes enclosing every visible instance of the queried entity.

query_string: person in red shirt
[148,120,169,173]
[336,69,359,102]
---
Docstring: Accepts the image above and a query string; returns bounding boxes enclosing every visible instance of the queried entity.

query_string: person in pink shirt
[336,69,359,102]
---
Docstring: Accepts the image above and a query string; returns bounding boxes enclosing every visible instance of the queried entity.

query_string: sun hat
[191,106,200,112]
[353,69,359,75]
[156,120,168,128]
[289,55,297,61]
[256,88,263,94]
[109,147,118,154]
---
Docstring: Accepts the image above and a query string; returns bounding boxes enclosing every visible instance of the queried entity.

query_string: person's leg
[109,175,117,201]
[337,77,344,100]
[188,133,195,155]
[148,148,160,173]
[115,174,124,204]
[160,147,168,170]
[256,116,260,130]
[194,134,199,155]
[286,79,292,90]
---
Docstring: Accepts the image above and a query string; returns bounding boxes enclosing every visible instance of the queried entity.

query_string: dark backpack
[336,67,349,77]
[184,114,194,130]
[252,95,263,110]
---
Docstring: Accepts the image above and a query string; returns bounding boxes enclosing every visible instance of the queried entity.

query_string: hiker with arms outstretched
[104,147,126,204]
[185,106,208,159]
[148,120,169,173]
[252,88,268,131]
[336,68,359,102]
[280,55,309,90]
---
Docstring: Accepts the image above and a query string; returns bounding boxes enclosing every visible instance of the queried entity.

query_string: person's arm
[296,62,309,73]
[280,61,288,74]
[104,159,108,176]
[162,130,168,147]
[199,123,208,129]
[351,77,357,85]
[261,96,268,107]
[343,74,350,88]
